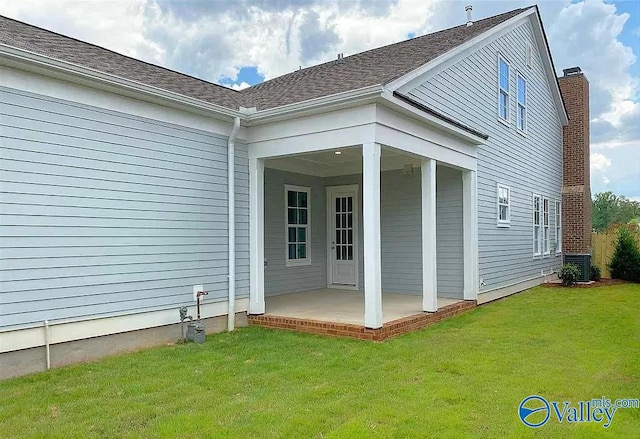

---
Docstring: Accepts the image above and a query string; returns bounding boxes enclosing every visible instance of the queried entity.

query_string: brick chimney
[558,67,591,254]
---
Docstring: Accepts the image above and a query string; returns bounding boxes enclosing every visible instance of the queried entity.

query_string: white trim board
[0,298,249,353]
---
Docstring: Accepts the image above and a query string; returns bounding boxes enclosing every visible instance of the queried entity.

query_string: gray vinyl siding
[407,21,563,292]
[263,168,327,296]
[436,166,464,299]
[0,87,248,328]
[265,168,462,297]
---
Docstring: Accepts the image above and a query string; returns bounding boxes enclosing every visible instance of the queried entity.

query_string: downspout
[227,116,241,331]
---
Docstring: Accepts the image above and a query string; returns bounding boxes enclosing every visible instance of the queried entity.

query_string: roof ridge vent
[465,5,473,27]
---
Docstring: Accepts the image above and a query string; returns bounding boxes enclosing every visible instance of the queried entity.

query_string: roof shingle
[0,8,527,111]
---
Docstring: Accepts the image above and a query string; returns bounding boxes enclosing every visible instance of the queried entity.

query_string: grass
[1,284,639,438]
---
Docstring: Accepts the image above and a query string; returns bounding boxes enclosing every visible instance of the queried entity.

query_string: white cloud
[230,82,251,91]
[591,152,612,171]
[0,0,162,62]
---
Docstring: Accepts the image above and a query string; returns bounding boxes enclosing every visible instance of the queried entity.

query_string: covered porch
[247,102,482,331]
[261,289,461,325]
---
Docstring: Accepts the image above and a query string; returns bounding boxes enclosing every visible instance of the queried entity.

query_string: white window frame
[497,55,510,124]
[543,197,550,256]
[516,72,527,133]
[284,185,311,267]
[533,194,542,257]
[555,200,562,254]
[497,183,511,227]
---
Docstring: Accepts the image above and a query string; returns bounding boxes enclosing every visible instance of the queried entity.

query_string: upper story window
[517,73,527,132]
[533,194,542,257]
[498,56,510,122]
[555,201,562,254]
[497,184,511,227]
[285,185,310,267]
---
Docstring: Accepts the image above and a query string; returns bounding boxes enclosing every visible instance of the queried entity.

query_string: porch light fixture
[334,151,342,155]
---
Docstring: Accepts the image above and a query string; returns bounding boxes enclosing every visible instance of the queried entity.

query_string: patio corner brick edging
[247,300,477,341]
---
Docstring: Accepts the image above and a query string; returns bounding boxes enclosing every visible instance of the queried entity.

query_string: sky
[0,0,638,200]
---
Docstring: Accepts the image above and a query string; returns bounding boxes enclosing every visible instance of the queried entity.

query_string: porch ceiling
[264,145,422,178]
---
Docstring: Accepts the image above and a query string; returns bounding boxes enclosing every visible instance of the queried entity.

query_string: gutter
[227,117,241,331]
[392,91,489,140]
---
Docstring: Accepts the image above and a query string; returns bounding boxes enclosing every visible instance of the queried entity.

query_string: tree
[592,192,640,232]
[608,226,640,282]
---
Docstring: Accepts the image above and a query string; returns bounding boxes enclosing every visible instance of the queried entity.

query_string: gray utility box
[186,321,206,344]
[564,254,591,282]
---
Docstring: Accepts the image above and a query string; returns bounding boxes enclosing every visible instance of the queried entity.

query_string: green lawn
[1,284,639,438]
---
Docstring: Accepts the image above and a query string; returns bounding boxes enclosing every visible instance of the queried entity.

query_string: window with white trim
[285,185,310,266]
[543,197,550,256]
[498,56,510,121]
[555,201,562,254]
[533,194,542,257]
[497,184,511,227]
[517,73,527,131]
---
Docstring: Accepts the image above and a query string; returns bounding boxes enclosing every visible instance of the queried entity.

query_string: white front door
[328,186,358,287]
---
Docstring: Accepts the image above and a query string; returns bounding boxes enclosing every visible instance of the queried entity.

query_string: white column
[249,157,265,314]
[421,158,438,312]
[362,142,382,329]
[463,170,479,301]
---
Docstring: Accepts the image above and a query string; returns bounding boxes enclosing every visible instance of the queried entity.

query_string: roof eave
[244,84,384,125]
[380,90,488,145]
[529,6,569,126]
[0,43,243,120]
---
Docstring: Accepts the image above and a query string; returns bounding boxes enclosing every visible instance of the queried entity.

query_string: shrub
[608,227,640,282]
[558,263,580,286]
[590,265,602,282]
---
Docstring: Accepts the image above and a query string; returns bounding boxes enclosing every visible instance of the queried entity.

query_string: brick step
[248,300,477,341]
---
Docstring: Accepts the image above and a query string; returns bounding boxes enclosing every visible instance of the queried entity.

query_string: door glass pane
[288,227,297,243]
[336,245,341,260]
[288,244,296,259]
[336,214,341,228]
[297,227,306,243]
[341,197,347,212]
[342,214,347,229]
[348,213,352,228]
[348,245,353,260]
[342,246,347,260]
[288,208,297,225]
[298,244,306,259]
[335,198,340,213]
[288,191,297,207]
[299,209,308,225]
[348,229,353,244]
[298,192,307,208]
[336,230,341,244]
[342,230,347,245]
[347,197,352,212]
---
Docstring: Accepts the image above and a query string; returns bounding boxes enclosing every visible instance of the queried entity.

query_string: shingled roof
[0,8,528,112]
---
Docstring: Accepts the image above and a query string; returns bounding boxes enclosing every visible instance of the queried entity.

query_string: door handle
[331,241,335,250]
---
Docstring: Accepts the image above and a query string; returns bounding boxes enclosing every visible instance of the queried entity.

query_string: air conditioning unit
[564,254,591,282]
